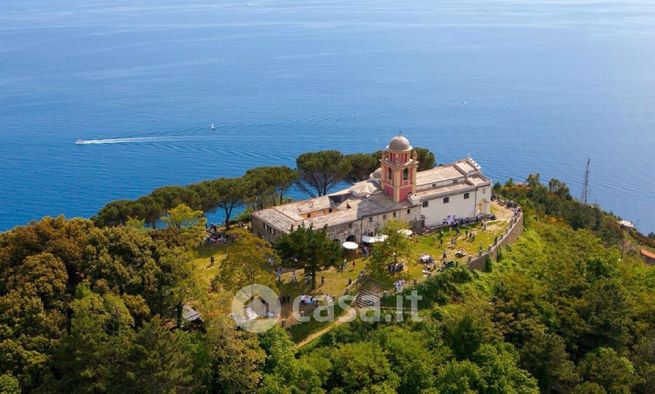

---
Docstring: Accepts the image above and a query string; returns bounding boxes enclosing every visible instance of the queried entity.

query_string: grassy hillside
[1,175,655,393]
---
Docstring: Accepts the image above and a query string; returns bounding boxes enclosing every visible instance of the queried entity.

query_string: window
[403,168,409,181]
[422,201,429,208]
[464,193,470,199]
[383,214,387,220]
[328,208,333,213]
[368,217,373,223]
[348,223,353,229]
[307,213,311,218]
[387,167,392,181]
[407,209,411,214]
[393,212,397,218]
[482,188,487,194]
[443,197,450,204]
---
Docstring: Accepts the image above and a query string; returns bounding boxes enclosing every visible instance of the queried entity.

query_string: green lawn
[191,203,513,342]
[287,303,346,343]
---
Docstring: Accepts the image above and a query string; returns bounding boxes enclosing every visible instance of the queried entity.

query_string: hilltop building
[252,135,492,244]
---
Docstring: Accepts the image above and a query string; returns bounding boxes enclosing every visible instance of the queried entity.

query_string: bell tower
[381,135,418,203]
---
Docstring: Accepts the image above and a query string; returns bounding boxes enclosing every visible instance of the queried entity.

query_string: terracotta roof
[252,156,490,232]
[641,249,655,260]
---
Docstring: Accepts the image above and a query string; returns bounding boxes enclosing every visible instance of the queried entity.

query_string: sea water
[0,0,654,231]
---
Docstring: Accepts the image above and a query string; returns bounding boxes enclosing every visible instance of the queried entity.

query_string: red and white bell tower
[381,135,418,203]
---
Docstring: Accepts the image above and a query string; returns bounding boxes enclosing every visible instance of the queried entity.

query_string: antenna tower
[581,158,590,204]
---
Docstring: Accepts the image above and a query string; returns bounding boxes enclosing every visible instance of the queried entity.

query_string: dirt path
[296,307,358,348]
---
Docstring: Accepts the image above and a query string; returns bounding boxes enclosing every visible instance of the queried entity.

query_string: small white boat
[210,123,216,130]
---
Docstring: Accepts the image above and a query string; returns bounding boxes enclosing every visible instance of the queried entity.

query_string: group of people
[387,262,404,274]
[294,293,335,306]
[205,223,227,244]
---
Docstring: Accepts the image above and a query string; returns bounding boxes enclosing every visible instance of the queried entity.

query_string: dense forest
[1,168,655,393]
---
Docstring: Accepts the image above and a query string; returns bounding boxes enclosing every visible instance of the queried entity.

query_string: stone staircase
[352,279,386,308]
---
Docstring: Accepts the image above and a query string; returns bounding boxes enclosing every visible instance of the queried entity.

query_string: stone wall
[467,209,524,271]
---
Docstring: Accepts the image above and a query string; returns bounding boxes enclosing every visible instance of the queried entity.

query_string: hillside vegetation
[1,175,654,393]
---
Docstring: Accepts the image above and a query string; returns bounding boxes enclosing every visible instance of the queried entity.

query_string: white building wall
[474,186,491,215]
[420,190,479,227]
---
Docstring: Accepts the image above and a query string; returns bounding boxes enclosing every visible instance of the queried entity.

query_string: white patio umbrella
[342,241,359,263]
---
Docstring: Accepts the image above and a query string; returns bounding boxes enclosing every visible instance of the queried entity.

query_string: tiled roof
[642,249,655,260]
[252,157,490,232]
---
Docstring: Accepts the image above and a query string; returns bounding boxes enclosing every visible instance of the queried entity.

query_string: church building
[252,135,491,244]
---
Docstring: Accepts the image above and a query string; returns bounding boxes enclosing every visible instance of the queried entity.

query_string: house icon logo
[231,284,280,333]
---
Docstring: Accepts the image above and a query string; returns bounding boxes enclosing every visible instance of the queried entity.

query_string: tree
[205,317,266,394]
[267,166,298,205]
[243,169,276,211]
[53,286,134,393]
[161,204,207,247]
[444,314,487,360]
[81,225,192,318]
[548,178,571,198]
[0,217,92,390]
[0,374,20,394]
[435,360,483,394]
[367,220,413,278]
[214,228,277,292]
[520,330,580,393]
[570,382,607,394]
[296,150,352,197]
[163,249,202,328]
[162,204,205,230]
[275,224,342,288]
[346,153,379,183]
[578,347,639,394]
[0,216,92,287]
[244,166,298,207]
[373,327,436,393]
[212,178,246,230]
[150,186,202,212]
[93,200,137,227]
[471,343,539,393]
[125,217,147,231]
[134,196,164,228]
[6,252,68,310]
[414,147,436,171]
[190,181,221,213]
[327,342,399,393]
[259,326,322,392]
[578,279,634,355]
[110,318,197,393]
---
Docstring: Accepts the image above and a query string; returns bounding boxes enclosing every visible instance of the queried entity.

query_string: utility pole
[581,158,590,204]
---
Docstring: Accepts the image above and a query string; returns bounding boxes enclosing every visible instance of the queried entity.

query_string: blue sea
[1,0,654,232]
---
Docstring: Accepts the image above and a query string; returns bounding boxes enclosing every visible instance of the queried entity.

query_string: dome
[387,135,412,151]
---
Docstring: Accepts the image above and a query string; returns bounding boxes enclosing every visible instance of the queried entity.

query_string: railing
[467,207,524,271]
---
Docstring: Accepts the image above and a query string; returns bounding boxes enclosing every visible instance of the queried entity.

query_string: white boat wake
[75,135,214,145]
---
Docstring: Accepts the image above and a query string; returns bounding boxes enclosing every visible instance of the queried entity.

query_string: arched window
[387,167,392,181]
[403,168,409,181]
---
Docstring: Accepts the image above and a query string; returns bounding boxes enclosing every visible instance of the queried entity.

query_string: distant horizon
[1,0,654,232]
